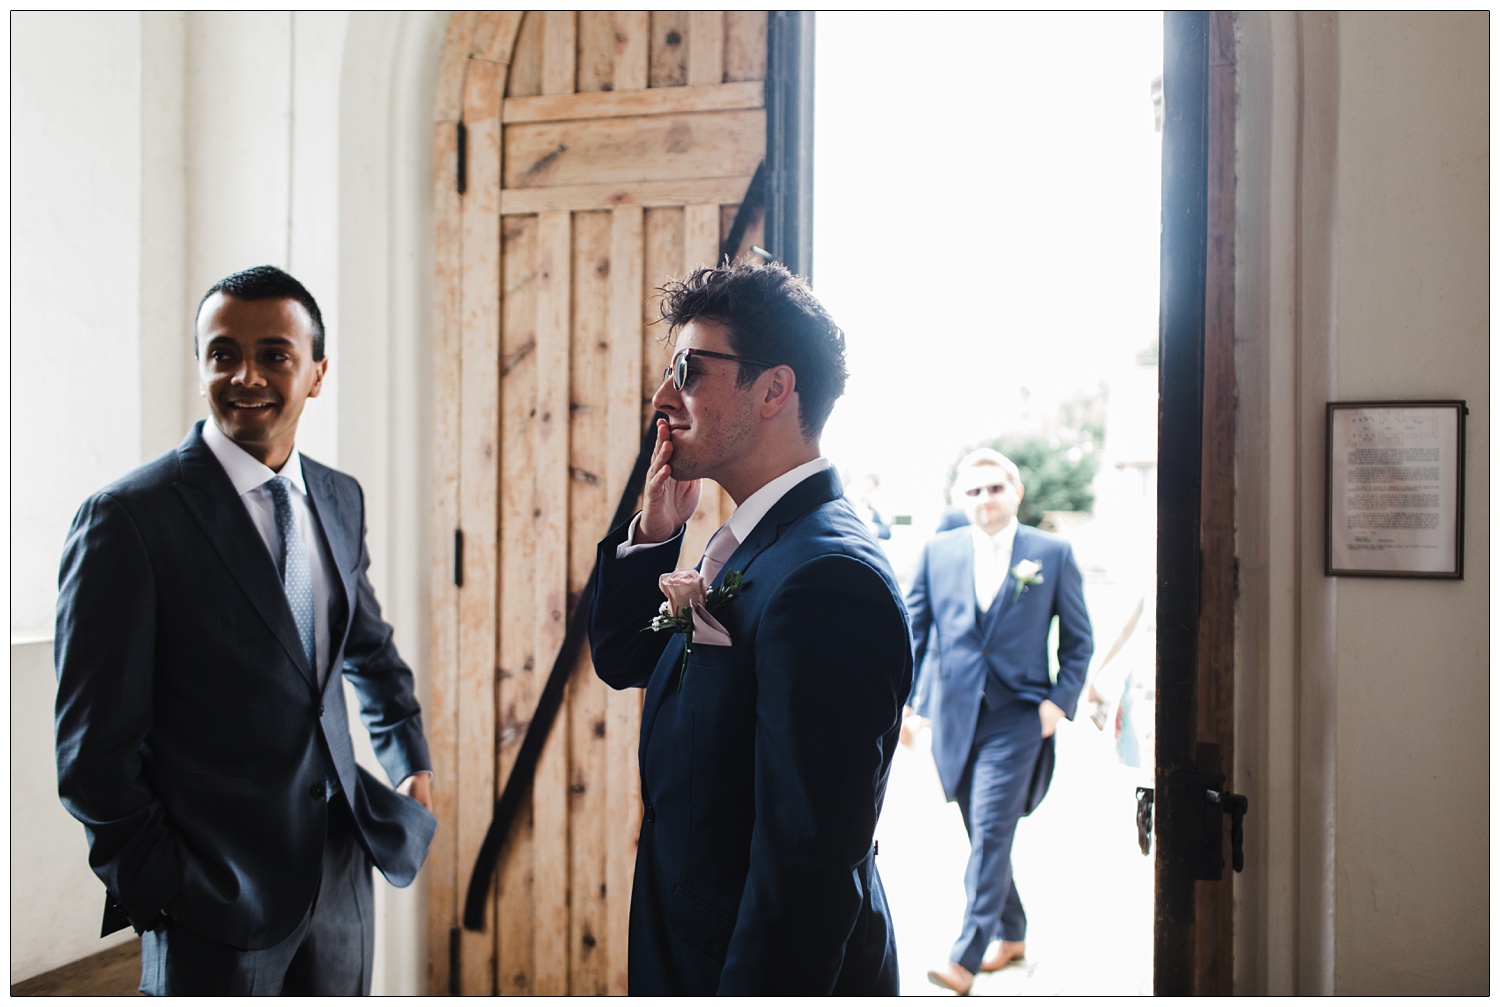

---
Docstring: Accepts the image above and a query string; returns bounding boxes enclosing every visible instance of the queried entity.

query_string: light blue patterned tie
[267,476,316,673]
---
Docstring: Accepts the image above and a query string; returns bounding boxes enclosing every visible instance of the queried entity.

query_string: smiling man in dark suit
[905,448,1094,994]
[54,265,436,995]
[588,261,912,995]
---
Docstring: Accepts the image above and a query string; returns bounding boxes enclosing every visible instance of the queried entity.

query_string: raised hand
[638,418,701,543]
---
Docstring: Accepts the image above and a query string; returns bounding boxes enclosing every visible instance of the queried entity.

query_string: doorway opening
[811,12,1163,994]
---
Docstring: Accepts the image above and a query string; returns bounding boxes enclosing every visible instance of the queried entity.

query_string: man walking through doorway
[904,448,1093,995]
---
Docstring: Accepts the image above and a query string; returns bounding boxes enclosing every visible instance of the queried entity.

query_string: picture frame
[1325,400,1467,578]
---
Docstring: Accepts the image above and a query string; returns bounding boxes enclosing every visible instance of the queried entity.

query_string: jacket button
[643,805,655,823]
[310,783,326,800]
[318,704,325,716]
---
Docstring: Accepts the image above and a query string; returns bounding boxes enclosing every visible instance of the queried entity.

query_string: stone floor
[878,716,1155,996]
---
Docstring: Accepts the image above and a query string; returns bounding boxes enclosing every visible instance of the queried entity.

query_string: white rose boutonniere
[1011,559,1044,600]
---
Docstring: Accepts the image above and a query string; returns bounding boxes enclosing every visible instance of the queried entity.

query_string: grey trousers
[139,801,374,996]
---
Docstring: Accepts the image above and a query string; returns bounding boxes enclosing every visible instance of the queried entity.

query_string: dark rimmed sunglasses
[664,347,775,391]
[964,483,1009,498]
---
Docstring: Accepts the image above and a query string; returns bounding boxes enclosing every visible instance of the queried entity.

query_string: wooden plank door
[428,11,770,995]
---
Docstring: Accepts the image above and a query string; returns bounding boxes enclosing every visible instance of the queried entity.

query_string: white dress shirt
[619,457,834,559]
[203,421,335,682]
[971,519,1019,612]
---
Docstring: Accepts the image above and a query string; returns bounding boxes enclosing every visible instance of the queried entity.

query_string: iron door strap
[461,416,655,932]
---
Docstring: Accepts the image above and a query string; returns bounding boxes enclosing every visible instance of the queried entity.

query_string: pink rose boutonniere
[646,568,746,690]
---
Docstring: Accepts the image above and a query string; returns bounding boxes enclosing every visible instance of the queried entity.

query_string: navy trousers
[948,690,1043,973]
[139,799,374,996]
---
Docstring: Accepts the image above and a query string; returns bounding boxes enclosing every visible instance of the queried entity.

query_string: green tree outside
[993,436,1097,526]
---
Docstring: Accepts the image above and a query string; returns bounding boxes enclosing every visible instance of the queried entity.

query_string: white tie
[700,527,740,587]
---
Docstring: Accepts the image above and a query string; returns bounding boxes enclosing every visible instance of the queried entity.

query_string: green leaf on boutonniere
[709,568,746,609]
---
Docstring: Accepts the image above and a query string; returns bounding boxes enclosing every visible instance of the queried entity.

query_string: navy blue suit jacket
[906,524,1093,801]
[54,422,436,950]
[588,468,912,995]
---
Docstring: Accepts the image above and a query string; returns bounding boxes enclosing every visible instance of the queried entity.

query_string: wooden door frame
[765,11,815,277]
[1155,9,1237,995]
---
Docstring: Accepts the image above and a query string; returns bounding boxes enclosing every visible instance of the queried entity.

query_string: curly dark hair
[656,261,848,440]
[194,265,326,361]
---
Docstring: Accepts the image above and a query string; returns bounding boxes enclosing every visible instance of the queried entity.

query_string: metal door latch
[1207,788,1248,874]
[1182,770,1248,879]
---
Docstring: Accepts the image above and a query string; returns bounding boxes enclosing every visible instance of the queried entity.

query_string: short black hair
[656,261,848,440]
[194,265,326,360]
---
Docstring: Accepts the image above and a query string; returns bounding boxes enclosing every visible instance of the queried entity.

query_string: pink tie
[700,527,740,587]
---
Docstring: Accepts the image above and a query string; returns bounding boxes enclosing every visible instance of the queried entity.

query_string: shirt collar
[970,518,1019,553]
[724,457,832,544]
[201,420,308,498]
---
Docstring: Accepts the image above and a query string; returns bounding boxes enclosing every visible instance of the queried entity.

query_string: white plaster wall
[1329,12,1488,994]
[9,11,443,991]
[1234,10,1489,995]
[10,11,157,978]
[139,12,190,460]
[11,641,140,976]
[12,11,146,641]
[335,12,449,994]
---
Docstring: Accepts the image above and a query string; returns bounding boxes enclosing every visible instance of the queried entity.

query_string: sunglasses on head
[664,347,775,391]
[964,483,1009,497]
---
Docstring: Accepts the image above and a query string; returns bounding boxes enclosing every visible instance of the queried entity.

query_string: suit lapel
[301,456,357,662]
[637,633,685,758]
[939,532,981,635]
[172,423,318,690]
[711,466,844,588]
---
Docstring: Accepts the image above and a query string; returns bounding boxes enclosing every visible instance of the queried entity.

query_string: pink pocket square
[690,600,732,646]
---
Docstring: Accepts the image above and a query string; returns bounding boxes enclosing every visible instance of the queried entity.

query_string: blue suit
[54,423,436,965]
[588,468,912,995]
[906,523,1092,970]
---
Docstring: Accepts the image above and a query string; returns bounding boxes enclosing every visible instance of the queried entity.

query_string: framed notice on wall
[1326,400,1467,578]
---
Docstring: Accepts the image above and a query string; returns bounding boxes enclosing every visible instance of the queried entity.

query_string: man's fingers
[648,432,670,473]
[646,458,674,494]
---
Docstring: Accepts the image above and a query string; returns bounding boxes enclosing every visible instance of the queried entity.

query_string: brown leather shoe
[980,939,1026,972]
[926,960,975,995]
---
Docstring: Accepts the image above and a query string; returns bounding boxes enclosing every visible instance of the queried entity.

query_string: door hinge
[448,926,460,995]
[455,121,467,195]
[454,528,464,587]
[1136,786,1154,856]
